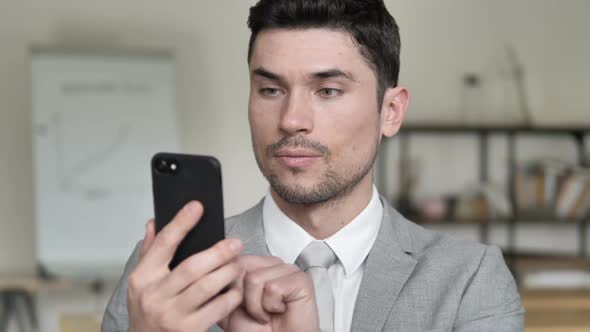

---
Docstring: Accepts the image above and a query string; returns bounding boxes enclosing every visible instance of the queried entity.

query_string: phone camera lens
[155,158,168,173]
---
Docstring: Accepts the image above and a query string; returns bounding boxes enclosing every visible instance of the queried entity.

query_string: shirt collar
[263,186,383,277]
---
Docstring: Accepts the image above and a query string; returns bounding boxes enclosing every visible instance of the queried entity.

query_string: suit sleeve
[100,241,226,332]
[101,241,142,332]
[453,245,525,332]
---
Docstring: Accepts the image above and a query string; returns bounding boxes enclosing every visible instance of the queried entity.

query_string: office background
[1,1,589,331]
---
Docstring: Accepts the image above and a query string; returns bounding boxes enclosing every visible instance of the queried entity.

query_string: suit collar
[226,199,270,257]
[262,187,384,277]
[351,197,419,331]
[380,197,421,254]
[228,196,426,331]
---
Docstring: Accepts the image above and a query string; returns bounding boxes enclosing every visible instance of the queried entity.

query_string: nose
[279,90,314,135]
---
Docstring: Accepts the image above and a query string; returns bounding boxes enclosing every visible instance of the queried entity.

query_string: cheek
[249,105,278,152]
[324,104,380,155]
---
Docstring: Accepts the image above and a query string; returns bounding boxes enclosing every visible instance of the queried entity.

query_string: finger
[158,238,243,297]
[236,255,284,273]
[218,306,268,331]
[173,262,243,315]
[243,263,300,323]
[233,255,282,296]
[139,219,156,260]
[263,270,315,305]
[141,201,204,270]
[262,271,319,329]
[183,287,243,330]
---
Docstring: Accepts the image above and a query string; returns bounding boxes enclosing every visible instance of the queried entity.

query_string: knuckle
[182,257,202,277]
[194,289,241,328]
[210,246,234,266]
[245,272,264,288]
[153,302,181,331]
[127,272,140,291]
[296,271,313,286]
[157,231,177,248]
[209,246,225,262]
[154,310,175,330]
[209,248,226,268]
[218,242,237,259]
[265,281,282,296]
[228,262,244,276]
[191,280,209,298]
[138,292,154,314]
[223,289,243,313]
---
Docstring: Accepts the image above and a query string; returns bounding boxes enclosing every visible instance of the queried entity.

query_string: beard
[257,135,379,205]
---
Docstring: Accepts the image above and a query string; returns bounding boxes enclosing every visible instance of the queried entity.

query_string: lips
[275,149,322,158]
[275,149,322,168]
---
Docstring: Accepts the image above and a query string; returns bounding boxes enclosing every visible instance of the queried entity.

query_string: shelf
[416,219,588,225]
[400,122,590,134]
[506,252,590,267]
[383,120,590,280]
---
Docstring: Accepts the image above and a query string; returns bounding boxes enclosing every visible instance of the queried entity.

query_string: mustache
[267,136,330,156]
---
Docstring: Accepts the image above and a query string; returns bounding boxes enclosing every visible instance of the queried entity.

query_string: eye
[318,88,342,97]
[259,87,282,96]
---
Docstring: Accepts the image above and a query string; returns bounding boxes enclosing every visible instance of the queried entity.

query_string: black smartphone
[151,152,225,269]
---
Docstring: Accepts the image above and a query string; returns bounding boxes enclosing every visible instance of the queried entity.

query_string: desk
[60,314,100,332]
[522,289,590,331]
[0,276,69,332]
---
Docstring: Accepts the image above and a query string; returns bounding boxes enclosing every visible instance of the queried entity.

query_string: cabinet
[377,123,590,280]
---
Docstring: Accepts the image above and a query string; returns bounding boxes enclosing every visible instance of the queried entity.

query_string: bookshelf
[378,123,590,280]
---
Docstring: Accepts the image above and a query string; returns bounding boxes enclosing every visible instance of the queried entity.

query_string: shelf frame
[381,123,590,273]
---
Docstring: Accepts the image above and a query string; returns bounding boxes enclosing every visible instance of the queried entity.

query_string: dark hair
[247,0,401,105]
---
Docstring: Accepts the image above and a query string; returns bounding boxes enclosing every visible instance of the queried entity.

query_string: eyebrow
[252,67,285,84]
[311,69,357,82]
[251,67,358,84]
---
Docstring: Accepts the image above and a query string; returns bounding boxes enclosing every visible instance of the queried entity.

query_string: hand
[221,256,320,332]
[127,201,244,332]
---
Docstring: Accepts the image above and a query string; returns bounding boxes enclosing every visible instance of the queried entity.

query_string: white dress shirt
[262,186,383,332]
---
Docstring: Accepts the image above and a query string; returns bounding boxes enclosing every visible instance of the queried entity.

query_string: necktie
[295,241,338,332]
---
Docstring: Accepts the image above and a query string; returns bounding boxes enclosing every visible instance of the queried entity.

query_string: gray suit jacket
[102,198,525,331]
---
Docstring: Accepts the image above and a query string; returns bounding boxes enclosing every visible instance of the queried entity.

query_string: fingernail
[228,239,243,252]
[185,201,199,215]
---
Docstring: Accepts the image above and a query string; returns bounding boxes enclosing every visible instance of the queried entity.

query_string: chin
[267,171,345,205]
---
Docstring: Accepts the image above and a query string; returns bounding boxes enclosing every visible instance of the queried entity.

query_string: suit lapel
[351,200,418,331]
[228,197,421,331]
[225,200,270,257]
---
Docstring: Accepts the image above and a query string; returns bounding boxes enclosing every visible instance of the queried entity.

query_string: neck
[271,174,375,240]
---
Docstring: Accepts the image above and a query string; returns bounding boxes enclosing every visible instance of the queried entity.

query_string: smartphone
[151,152,225,269]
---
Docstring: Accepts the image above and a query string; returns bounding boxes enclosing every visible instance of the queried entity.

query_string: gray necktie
[295,241,338,332]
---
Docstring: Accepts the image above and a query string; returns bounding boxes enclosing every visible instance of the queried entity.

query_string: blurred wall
[1,0,590,331]
[0,0,262,274]
[394,0,590,125]
[0,0,589,286]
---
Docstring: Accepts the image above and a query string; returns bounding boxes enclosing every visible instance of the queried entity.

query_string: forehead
[249,28,372,77]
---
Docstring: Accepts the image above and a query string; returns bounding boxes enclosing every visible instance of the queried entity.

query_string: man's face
[248,28,383,205]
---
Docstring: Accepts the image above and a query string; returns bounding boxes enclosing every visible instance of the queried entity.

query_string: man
[102,0,525,331]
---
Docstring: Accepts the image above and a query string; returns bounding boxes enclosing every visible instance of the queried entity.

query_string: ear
[379,86,409,138]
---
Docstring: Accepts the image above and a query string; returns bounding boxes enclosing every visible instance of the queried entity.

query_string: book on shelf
[515,160,590,221]
[556,170,590,220]
[409,160,590,223]
[421,183,510,223]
